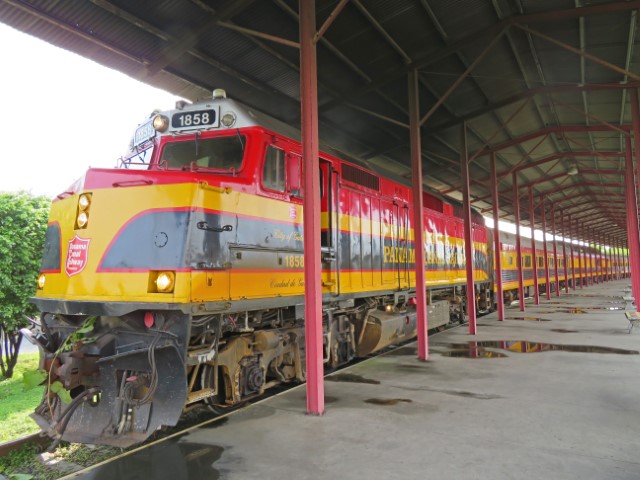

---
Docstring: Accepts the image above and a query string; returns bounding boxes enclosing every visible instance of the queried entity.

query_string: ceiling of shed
[1,0,638,242]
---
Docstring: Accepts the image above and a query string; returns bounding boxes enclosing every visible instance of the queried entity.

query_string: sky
[0,23,178,198]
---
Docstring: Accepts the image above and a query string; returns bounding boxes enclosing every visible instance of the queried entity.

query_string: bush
[0,192,50,379]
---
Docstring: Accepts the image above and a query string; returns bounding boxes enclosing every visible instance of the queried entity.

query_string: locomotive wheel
[200,364,246,415]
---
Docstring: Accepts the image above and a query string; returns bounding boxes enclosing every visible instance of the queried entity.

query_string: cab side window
[263,146,286,192]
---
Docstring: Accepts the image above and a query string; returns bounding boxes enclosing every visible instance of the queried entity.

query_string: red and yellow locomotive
[34,90,602,447]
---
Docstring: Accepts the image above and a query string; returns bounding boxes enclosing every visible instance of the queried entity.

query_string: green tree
[0,192,50,378]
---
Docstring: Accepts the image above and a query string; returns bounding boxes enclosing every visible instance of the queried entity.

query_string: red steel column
[609,235,614,280]
[615,239,619,279]
[618,240,623,279]
[578,224,585,288]
[588,231,593,285]
[569,215,576,289]
[598,232,604,283]
[604,235,608,281]
[460,122,476,335]
[541,195,551,299]
[595,230,601,284]
[584,228,593,286]
[528,186,540,304]
[551,204,560,296]
[613,239,617,279]
[624,241,628,279]
[299,0,324,415]
[581,227,588,287]
[461,123,477,333]
[603,235,607,281]
[624,135,640,309]
[619,239,624,279]
[513,172,525,311]
[491,154,505,321]
[592,232,598,283]
[561,210,569,293]
[408,68,429,359]
[632,88,640,298]
[602,235,613,282]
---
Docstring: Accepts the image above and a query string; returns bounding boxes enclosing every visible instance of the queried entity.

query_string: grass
[0,352,44,443]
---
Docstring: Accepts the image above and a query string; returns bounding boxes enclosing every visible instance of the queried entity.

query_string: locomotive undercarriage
[28,293,426,446]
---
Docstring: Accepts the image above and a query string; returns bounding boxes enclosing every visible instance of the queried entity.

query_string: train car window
[549,258,554,268]
[507,256,513,266]
[537,257,544,268]
[263,145,286,192]
[524,255,531,268]
[160,135,245,171]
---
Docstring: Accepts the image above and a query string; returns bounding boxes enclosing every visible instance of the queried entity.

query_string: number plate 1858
[171,109,218,129]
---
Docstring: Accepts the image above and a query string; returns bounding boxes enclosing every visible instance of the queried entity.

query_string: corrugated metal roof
[0,0,637,238]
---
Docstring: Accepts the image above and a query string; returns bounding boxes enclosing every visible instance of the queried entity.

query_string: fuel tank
[356,310,417,357]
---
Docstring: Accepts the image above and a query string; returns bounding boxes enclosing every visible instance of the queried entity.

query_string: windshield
[159,135,245,171]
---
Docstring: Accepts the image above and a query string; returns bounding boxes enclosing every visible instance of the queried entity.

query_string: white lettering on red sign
[289,205,297,220]
[65,235,91,277]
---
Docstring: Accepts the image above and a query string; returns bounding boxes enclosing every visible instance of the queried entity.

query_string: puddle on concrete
[436,341,639,355]
[551,328,579,333]
[78,440,225,479]
[506,317,552,322]
[326,373,381,385]
[439,348,509,358]
[556,307,625,313]
[364,398,413,406]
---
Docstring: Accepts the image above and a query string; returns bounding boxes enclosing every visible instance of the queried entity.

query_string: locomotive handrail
[112,179,154,187]
[198,181,232,194]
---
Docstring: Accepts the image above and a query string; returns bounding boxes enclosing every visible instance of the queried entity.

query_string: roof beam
[145,0,257,76]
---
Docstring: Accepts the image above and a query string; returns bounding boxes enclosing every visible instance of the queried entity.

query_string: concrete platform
[67,279,640,480]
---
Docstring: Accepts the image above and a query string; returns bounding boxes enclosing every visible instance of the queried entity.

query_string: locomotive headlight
[152,114,169,132]
[155,271,175,293]
[37,274,46,289]
[77,211,89,228]
[78,194,91,211]
[221,112,236,127]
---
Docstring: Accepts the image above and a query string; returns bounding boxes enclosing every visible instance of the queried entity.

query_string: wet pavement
[62,279,640,480]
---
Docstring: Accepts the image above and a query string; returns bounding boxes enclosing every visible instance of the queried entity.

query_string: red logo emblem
[65,235,91,277]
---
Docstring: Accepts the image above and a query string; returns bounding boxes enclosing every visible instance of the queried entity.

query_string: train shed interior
[2,1,640,478]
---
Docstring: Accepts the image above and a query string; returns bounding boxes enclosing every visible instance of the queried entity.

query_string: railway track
[0,432,51,457]
[1,321,463,478]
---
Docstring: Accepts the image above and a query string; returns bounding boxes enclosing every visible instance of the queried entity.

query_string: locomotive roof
[149,94,376,173]
[148,93,457,207]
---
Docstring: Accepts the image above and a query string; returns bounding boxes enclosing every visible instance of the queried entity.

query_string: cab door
[320,160,339,295]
